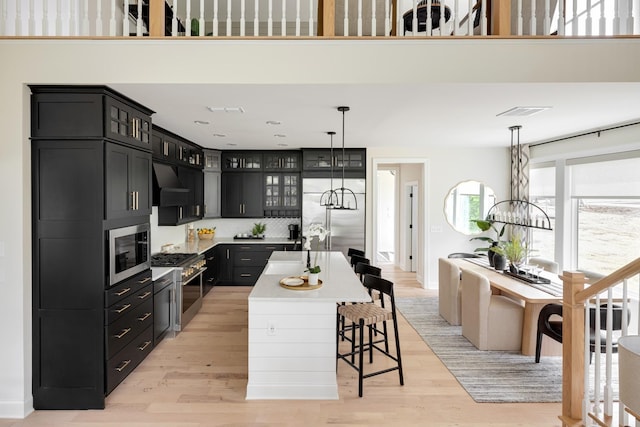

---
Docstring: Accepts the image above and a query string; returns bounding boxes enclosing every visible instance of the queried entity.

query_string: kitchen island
[246,251,371,400]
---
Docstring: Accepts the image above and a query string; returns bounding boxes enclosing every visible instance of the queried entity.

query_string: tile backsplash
[149,207,301,254]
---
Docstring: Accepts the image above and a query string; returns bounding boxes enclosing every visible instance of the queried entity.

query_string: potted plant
[252,222,266,237]
[493,235,527,273]
[469,219,506,267]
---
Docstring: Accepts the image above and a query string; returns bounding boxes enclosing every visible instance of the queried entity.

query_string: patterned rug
[395,297,563,403]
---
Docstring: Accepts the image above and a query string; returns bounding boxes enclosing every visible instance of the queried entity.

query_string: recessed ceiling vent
[496,106,551,117]
[207,106,245,113]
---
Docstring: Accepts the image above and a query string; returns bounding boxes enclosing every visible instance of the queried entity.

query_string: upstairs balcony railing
[2,0,640,38]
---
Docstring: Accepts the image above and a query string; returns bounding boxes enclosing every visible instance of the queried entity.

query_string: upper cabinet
[302,148,366,178]
[105,97,152,150]
[203,150,222,172]
[105,143,152,220]
[152,125,203,169]
[263,151,301,171]
[30,85,154,153]
[222,151,263,171]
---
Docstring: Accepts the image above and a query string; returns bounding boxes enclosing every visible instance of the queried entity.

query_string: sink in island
[247,251,371,400]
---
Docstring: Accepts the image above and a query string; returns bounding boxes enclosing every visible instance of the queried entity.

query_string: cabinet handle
[241,258,251,261]
[114,328,132,339]
[114,287,131,296]
[207,256,214,261]
[115,359,131,372]
[138,341,152,351]
[137,277,151,284]
[130,191,135,210]
[179,206,183,219]
[163,141,168,156]
[134,191,139,210]
[137,291,152,299]
[137,312,152,322]
[240,274,251,277]
[114,303,131,314]
[226,249,230,259]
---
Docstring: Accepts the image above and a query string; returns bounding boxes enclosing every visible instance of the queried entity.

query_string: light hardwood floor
[2,265,562,426]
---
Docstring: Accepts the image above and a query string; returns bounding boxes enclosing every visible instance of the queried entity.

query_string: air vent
[497,106,551,117]
[207,106,245,113]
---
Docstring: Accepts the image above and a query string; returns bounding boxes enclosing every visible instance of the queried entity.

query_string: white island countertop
[249,251,371,303]
[247,250,371,400]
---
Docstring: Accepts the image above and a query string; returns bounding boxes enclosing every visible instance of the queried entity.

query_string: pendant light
[331,106,357,210]
[320,131,338,207]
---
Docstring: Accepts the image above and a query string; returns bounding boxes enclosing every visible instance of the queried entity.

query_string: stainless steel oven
[108,224,151,287]
[150,253,206,331]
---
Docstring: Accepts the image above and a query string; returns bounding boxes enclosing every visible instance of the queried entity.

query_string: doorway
[376,169,397,264]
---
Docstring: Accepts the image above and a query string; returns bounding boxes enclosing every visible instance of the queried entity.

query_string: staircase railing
[2,0,640,38]
[560,258,640,427]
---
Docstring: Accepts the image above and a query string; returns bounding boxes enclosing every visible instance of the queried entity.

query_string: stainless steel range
[151,252,206,331]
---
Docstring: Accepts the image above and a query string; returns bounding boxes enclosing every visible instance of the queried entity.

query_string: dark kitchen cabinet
[30,85,154,410]
[216,243,294,286]
[30,85,154,153]
[151,127,177,162]
[263,173,301,218]
[152,125,203,168]
[221,172,263,218]
[204,171,221,218]
[222,151,263,171]
[263,151,301,171]
[302,148,366,178]
[157,166,204,225]
[105,96,152,150]
[105,142,152,220]
[202,247,217,295]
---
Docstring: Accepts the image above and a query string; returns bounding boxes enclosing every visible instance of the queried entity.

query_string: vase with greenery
[492,235,527,273]
[252,222,266,237]
[303,223,329,284]
[469,219,506,267]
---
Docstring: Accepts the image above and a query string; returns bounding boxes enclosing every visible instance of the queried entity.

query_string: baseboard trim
[0,396,34,419]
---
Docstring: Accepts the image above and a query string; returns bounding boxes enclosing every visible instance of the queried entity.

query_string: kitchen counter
[167,236,298,255]
[246,251,371,400]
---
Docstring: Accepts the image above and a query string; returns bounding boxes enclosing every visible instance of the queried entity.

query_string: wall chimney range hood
[152,162,189,207]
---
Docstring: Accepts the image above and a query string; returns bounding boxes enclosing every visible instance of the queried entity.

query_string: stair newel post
[560,271,587,427]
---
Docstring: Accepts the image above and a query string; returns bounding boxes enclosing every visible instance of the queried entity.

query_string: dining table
[450,257,564,356]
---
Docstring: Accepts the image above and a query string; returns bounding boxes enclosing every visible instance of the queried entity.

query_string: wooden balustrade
[559,258,640,427]
[2,0,640,38]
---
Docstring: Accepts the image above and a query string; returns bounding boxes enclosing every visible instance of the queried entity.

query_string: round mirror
[444,180,496,235]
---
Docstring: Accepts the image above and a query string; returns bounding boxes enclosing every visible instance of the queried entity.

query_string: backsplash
[149,208,301,254]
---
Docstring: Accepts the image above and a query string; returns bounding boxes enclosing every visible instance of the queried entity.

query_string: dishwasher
[153,271,176,346]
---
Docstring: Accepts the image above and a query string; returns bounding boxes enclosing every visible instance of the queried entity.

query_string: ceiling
[110,82,640,151]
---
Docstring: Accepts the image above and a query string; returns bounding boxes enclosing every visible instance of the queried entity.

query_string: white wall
[1,37,640,418]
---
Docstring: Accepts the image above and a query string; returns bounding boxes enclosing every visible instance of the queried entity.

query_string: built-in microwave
[108,223,151,287]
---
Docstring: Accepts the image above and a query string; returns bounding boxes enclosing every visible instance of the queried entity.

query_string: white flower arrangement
[303,224,329,273]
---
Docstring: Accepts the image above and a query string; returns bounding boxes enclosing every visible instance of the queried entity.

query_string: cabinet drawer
[233,251,269,267]
[233,267,265,285]
[106,325,153,395]
[106,298,153,359]
[105,282,153,325]
[105,270,153,307]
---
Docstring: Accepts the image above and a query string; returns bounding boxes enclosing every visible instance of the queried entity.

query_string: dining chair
[438,258,462,326]
[348,248,365,259]
[528,257,559,274]
[461,269,524,351]
[535,302,631,363]
[336,274,404,397]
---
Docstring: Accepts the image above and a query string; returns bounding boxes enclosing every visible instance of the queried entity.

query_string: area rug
[395,297,564,403]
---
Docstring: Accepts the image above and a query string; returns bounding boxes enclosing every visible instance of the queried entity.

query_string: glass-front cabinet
[264,151,301,171]
[222,151,262,171]
[106,97,152,150]
[264,173,300,217]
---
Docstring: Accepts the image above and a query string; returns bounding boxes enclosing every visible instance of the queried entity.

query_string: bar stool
[350,255,370,271]
[348,248,365,259]
[336,274,404,397]
[339,263,383,342]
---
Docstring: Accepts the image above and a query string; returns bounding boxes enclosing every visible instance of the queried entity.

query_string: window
[569,154,640,276]
[529,165,555,260]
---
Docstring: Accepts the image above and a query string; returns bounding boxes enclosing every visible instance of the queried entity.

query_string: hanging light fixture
[331,106,358,210]
[320,131,338,207]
